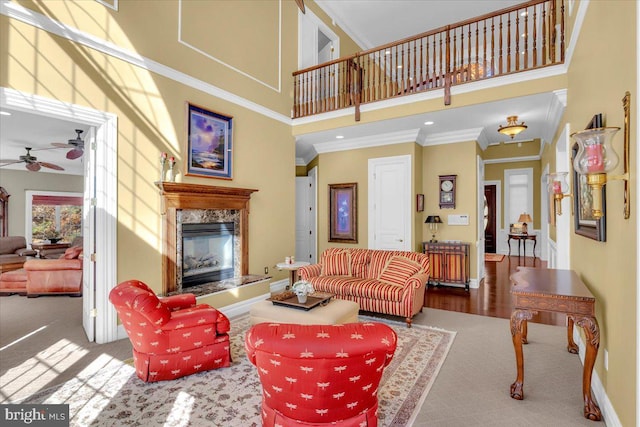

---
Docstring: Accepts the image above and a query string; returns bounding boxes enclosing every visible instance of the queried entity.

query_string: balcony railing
[292,0,564,120]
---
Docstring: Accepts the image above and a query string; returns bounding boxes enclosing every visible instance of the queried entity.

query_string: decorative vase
[297,294,307,304]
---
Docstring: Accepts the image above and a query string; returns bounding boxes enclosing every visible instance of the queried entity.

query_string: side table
[509,266,601,421]
[507,234,537,258]
[276,261,310,289]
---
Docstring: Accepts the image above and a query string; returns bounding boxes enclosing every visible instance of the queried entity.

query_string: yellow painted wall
[0,2,300,295]
[317,143,419,253]
[422,141,478,278]
[0,170,84,235]
[562,1,637,424]
[484,160,542,230]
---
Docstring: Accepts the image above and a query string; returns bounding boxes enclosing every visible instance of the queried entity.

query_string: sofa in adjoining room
[0,236,37,261]
[299,248,430,327]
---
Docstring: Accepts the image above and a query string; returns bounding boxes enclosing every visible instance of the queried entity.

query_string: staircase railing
[292,0,564,120]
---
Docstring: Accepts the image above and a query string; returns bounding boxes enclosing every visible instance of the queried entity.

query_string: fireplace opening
[182,222,235,288]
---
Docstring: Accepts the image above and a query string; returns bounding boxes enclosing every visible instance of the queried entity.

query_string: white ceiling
[296,0,560,162]
[0,108,87,176]
[315,0,523,50]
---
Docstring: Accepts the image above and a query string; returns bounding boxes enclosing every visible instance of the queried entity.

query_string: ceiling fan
[0,147,65,172]
[52,129,85,159]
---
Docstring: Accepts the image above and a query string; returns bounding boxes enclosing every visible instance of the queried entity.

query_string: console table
[507,233,536,257]
[509,267,601,421]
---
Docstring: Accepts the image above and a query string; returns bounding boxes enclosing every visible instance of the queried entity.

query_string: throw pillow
[378,256,422,287]
[320,249,351,276]
[63,246,83,259]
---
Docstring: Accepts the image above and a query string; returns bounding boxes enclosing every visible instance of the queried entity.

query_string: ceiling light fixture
[498,115,527,139]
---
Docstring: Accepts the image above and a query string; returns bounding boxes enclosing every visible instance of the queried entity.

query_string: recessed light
[520,11,528,17]
[424,121,434,126]
[397,65,403,69]
[336,135,344,139]
[385,50,391,55]
[0,111,11,116]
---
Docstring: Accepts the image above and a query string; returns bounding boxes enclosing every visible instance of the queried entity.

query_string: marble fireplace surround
[156,182,258,295]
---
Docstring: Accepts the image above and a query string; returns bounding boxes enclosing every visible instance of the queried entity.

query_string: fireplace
[181,222,235,288]
[157,182,258,295]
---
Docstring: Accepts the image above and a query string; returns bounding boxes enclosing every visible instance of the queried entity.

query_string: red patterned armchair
[245,322,397,426]
[109,280,231,382]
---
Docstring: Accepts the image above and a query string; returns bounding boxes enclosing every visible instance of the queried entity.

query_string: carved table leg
[566,315,579,354]
[510,309,533,400]
[576,316,602,421]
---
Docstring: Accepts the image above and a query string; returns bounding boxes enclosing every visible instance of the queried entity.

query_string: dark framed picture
[329,183,357,243]
[417,194,425,212]
[572,113,606,241]
[186,103,233,180]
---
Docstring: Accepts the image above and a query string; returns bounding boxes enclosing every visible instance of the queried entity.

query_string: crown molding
[419,127,484,146]
[0,1,291,126]
[313,128,420,154]
[483,154,540,165]
[541,89,568,144]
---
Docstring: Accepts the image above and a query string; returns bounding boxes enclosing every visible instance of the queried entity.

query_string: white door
[368,155,411,251]
[82,127,96,342]
[307,167,317,263]
[476,155,485,283]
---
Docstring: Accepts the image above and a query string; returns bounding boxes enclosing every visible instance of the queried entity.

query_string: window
[26,191,82,243]
[504,168,533,228]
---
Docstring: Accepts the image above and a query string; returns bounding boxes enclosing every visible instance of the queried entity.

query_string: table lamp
[425,215,442,242]
[517,213,532,234]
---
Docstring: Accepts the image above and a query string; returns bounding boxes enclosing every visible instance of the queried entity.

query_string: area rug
[20,315,456,427]
[484,253,505,262]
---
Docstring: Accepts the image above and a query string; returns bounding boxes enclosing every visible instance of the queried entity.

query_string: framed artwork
[329,183,357,243]
[416,194,425,212]
[186,103,233,180]
[572,113,606,241]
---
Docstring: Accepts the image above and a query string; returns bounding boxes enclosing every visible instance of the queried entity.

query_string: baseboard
[269,278,288,293]
[572,325,622,426]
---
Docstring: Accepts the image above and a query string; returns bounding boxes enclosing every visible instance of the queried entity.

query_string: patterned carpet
[20,315,455,426]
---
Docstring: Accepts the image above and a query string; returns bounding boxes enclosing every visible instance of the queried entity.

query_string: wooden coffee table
[509,267,601,421]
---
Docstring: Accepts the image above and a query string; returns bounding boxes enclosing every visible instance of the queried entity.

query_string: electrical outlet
[264,266,269,274]
[604,349,608,371]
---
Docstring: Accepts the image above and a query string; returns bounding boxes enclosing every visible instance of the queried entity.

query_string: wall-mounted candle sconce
[570,92,631,220]
[547,172,572,216]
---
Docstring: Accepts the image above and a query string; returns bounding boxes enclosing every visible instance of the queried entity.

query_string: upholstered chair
[109,280,231,382]
[245,321,397,426]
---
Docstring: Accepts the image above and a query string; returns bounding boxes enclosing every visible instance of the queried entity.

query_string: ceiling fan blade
[26,162,41,172]
[39,162,65,171]
[66,148,84,160]
[0,159,23,166]
[52,142,73,148]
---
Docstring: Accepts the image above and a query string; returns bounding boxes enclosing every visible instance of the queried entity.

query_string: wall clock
[439,175,456,209]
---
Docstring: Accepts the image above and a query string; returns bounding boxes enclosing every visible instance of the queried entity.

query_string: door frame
[367,154,412,251]
[2,87,118,344]
[484,180,502,253]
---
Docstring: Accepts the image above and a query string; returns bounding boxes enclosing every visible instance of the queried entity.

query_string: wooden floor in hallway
[424,255,566,326]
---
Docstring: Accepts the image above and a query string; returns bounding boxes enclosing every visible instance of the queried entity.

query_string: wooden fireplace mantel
[156,182,258,295]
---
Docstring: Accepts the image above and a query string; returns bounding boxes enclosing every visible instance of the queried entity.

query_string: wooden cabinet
[422,241,470,291]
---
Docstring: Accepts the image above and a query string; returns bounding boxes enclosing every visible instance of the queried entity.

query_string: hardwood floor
[425,255,566,326]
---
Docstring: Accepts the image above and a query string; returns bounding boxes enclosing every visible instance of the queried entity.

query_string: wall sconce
[425,215,442,242]
[547,172,572,216]
[571,125,628,219]
[517,213,532,234]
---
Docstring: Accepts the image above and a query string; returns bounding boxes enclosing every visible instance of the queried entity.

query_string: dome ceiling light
[498,115,528,139]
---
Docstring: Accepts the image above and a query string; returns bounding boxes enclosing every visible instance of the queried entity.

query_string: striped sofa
[298,248,430,327]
